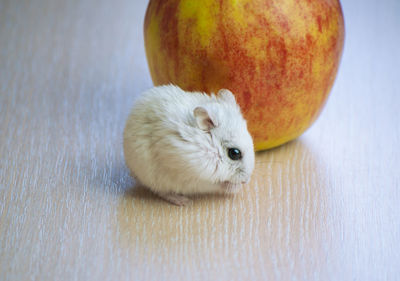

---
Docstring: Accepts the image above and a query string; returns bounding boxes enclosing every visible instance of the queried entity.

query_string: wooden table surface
[1,0,399,280]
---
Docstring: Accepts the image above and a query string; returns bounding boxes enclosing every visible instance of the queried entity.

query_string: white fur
[123,85,255,204]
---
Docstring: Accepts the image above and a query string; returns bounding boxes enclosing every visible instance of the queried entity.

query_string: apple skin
[144,0,344,151]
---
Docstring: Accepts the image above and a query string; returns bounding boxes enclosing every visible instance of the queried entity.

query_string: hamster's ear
[194,106,216,131]
[217,89,236,105]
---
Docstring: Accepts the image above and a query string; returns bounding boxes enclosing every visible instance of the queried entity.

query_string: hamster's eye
[228,148,242,160]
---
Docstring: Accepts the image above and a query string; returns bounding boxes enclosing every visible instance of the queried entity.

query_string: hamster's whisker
[255,160,284,164]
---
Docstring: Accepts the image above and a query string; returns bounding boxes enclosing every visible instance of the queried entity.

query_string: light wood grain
[1,0,399,280]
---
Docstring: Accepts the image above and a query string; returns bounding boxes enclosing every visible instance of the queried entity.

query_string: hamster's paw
[221,181,242,194]
[158,192,191,206]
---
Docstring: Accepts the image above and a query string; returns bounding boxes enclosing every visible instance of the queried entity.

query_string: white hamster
[123,85,255,205]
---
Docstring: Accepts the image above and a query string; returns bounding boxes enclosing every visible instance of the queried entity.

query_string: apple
[144,0,344,150]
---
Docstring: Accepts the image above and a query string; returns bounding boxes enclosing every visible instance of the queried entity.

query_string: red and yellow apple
[144,0,344,150]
